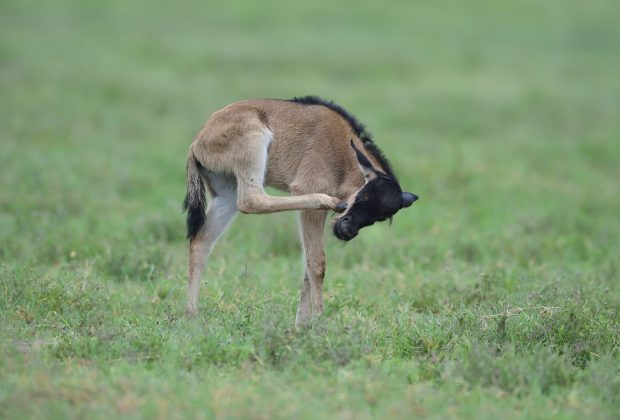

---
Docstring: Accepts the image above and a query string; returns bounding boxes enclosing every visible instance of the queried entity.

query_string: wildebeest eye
[354,194,369,205]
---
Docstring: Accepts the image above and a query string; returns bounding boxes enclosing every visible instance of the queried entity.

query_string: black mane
[289,96,397,180]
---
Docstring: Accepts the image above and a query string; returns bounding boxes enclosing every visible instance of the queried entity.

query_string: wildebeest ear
[402,192,419,208]
[350,140,374,177]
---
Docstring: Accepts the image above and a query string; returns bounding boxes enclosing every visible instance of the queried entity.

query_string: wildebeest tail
[183,150,206,240]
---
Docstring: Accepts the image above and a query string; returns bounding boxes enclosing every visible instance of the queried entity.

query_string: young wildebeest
[183,96,418,326]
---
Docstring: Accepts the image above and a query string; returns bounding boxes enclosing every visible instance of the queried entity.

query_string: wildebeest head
[333,141,418,241]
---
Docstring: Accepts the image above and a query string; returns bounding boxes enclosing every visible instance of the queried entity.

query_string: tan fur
[186,99,385,325]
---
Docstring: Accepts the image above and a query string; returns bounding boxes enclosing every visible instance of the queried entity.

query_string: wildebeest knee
[309,258,326,280]
[237,194,262,214]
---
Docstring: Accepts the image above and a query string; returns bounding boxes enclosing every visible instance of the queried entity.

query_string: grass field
[2,0,620,418]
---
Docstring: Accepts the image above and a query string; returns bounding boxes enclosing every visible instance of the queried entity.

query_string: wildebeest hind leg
[234,131,344,214]
[186,173,237,318]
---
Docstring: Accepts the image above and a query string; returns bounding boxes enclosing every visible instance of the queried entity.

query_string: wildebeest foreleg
[295,210,327,327]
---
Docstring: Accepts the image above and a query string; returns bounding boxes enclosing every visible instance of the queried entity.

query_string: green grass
[1,0,620,418]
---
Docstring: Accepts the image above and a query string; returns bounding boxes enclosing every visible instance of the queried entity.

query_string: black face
[334,141,419,241]
[334,174,417,240]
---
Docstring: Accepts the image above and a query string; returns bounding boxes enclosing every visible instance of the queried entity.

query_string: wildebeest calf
[183,96,418,326]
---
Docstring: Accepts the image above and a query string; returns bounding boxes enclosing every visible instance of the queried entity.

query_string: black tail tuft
[183,154,206,240]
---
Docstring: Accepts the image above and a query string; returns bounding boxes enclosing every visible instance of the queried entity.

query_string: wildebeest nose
[334,215,357,241]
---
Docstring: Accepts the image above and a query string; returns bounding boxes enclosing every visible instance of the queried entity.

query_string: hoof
[334,202,347,213]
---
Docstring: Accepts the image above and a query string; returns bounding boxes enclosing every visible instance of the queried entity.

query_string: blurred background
[2,0,618,270]
[2,0,620,416]
[2,0,620,304]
